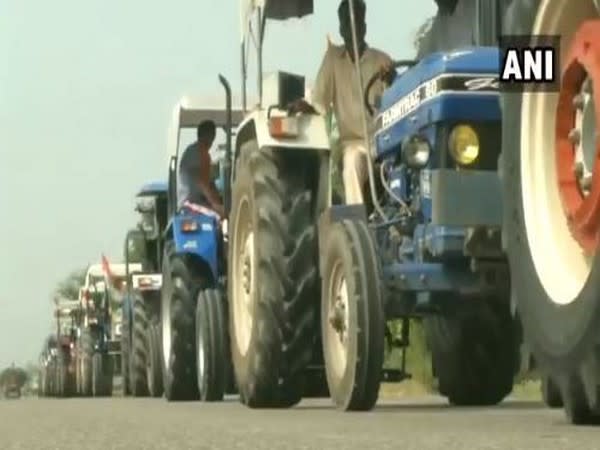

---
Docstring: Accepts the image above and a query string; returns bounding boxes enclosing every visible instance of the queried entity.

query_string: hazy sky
[0,1,436,367]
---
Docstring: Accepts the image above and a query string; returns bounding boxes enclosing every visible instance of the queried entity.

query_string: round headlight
[449,125,479,165]
[401,136,431,168]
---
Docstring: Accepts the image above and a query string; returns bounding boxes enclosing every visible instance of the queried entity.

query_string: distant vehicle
[4,382,21,399]
[75,261,141,397]
[121,181,167,397]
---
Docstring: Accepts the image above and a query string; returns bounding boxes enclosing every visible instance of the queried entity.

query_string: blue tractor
[227,0,518,410]
[316,47,515,409]
[121,181,168,398]
[160,78,243,401]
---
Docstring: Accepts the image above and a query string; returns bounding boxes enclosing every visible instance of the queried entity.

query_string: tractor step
[382,369,411,383]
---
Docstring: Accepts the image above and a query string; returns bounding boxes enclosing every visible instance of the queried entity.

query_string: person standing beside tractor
[177,120,225,217]
[290,0,396,204]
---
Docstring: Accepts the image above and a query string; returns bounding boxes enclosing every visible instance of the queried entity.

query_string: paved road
[0,396,597,450]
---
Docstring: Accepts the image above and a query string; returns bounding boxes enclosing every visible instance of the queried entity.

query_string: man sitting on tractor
[290,0,395,204]
[177,120,225,217]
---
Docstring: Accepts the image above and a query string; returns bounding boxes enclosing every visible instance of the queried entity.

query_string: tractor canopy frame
[166,91,244,217]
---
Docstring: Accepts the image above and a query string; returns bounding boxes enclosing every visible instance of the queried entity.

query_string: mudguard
[233,109,330,178]
[166,212,220,280]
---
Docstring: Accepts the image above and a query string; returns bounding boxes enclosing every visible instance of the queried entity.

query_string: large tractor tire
[425,300,516,406]
[129,294,149,397]
[146,322,164,397]
[79,330,94,397]
[228,142,319,408]
[121,299,131,396]
[320,219,385,411]
[195,288,227,402]
[501,0,600,424]
[161,244,200,401]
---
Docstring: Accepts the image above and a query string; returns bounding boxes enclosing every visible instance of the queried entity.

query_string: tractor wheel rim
[232,196,254,356]
[521,3,598,305]
[326,261,350,380]
[556,21,600,253]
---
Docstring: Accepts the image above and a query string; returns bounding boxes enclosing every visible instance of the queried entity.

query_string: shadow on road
[293,399,545,413]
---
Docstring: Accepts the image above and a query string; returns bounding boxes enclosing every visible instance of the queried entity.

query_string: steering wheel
[364,60,419,117]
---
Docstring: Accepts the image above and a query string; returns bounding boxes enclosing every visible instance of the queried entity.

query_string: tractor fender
[165,214,220,282]
[233,110,330,178]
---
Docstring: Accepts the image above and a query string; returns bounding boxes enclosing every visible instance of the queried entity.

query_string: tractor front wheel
[196,288,227,401]
[121,299,131,396]
[321,219,385,411]
[79,330,94,397]
[92,354,113,397]
[425,300,516,406]
[542,374,563,408]
[130,294,149,397]
[146,322,164,397]
[161,245,200,401]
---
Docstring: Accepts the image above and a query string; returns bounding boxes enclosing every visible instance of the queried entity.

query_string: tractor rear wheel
[196,288,227,401]
[321,219,385,411]
[425,300,516,406]
[130,293,149,396]
[147,322,164,397]
[502,0,600,424]
[228,142,319,408]
[161,245,200,401]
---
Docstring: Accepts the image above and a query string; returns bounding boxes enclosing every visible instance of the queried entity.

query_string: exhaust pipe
[219,74,233,215]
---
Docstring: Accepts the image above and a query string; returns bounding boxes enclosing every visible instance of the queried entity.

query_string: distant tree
[54,268,87,301]
[413,15,435,56]
[0,365,28,388]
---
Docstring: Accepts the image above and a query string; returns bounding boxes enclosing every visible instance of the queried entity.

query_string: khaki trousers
[342,142,369,205]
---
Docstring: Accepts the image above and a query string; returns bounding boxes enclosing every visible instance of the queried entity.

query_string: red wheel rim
[555,20,600,254]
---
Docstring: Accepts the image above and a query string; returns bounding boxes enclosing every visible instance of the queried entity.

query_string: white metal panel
[132,273,163,291]
[243,109,330,151]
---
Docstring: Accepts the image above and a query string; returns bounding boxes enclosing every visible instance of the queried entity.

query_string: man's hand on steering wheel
[287,98,318,115]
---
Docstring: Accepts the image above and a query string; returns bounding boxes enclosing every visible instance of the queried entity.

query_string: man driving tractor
[291,0,395,205]
[177,120,225,217]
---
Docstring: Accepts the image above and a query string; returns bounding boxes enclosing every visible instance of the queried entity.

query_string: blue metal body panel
[364,47,506,308]
[165,212,220,280]
[375,47,501,161]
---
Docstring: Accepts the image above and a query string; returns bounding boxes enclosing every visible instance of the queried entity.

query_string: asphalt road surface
[0,395,597,450]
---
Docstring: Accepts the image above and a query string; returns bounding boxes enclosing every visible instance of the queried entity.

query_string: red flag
[101,254,114,282]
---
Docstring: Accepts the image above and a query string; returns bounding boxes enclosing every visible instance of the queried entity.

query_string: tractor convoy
[30,0,600,428]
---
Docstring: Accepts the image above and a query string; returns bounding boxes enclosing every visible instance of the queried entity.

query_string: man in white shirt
[290,0,395,205]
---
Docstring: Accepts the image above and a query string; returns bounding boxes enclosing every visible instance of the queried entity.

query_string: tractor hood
[375,47,501,160]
